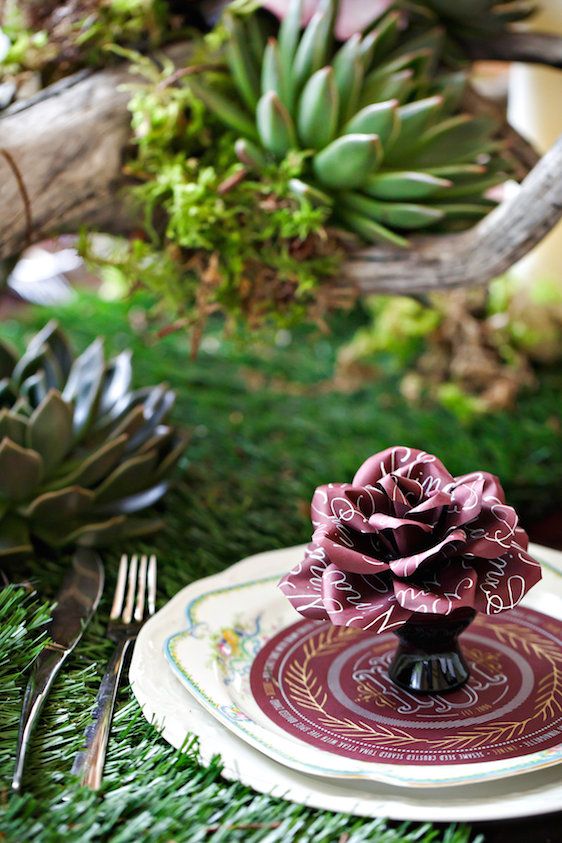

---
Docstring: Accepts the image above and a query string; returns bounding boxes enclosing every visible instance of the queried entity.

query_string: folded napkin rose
[279,446,541,633]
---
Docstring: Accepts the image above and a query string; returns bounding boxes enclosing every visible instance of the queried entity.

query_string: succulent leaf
[0,340,17,380]
[27,389,73,472]
[0,379,17,409]
[401,115,497,167]
[338,207,409,247]
[342,192,445,229]
[63,338,105,438]
[297,66,339,150]
[0,324,185,561]
[430,202,492,220]
[0,409,28,447]
[278,0,303,70]
[360,69,414,107]
[0,514,32,559]
[94,450,159,504]
[257,91,297,157]
[359,11,401,69]
[389,95,445,153]
[313,134,382,189]
[261,38,284,102]
[95,482,170,516]
[332,34,363,125]
[51,434,128,489]
[33,514,129,548]
[246,11,269,66]
[364,171,452,200]
[98,350,133,417]
[0,438,43,502]
[343,100,398,148]
[189,79,259,141]
[111,404,146,441]
[235,137,268,170]
[137,425,174,456]
[12,344,61,393]
[224,12,260,111]
[288,178,333,207]
[155,431,190,480]
[20,371,49,410]
[25,320,73,382]
[24,486,95,522]
[293,2,336,92]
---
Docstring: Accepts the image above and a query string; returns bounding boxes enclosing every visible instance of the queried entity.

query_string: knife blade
[11,548,104,793]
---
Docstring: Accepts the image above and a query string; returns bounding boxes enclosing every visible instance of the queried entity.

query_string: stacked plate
[130,544,562,823]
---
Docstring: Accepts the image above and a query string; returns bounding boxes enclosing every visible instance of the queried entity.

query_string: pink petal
[311,482,389,530]
[261,1,394,40]
[321,564,411,631]
[313,525,390,574]
[353,445,427,486]
[278,543,331,620]
[389,528,466,578]
[462,500,519,559]
[473,543,542,615]
[443,477,485,529]
[454,470,507,504]
[393,561,478,615]
[334,0,395,40]
[376,473,425,513]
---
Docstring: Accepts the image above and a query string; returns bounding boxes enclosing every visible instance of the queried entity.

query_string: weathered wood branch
[0,43,192,259]
[463,31,562,69]
[346,133,562,295]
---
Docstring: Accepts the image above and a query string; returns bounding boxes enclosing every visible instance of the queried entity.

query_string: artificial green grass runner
[2,292,561,842]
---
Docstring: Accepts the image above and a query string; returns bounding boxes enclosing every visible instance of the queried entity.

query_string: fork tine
[110,555,128,620]
[147,554,157,616]
[134,555,148,622]
[122,554,138,624]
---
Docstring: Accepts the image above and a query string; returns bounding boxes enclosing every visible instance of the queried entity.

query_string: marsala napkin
[279,446,542,633]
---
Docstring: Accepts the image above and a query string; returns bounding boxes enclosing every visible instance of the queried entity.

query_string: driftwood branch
[463,31,562,69]
[346,133,562,295]
[0,43,191,259]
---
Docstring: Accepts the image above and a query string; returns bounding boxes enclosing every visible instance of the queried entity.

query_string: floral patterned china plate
[163,545,562,789]
[130,544,562,821]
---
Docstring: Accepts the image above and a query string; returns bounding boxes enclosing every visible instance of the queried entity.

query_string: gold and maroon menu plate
[165,545,562,788]
[250,609,561,768]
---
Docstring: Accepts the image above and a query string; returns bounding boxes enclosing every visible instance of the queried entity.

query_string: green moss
[0,0,173,83]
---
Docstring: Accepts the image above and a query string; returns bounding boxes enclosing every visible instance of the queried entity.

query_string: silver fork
[72,553,157,790]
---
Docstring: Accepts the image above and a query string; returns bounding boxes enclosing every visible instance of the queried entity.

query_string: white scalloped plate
[130,543,562,821]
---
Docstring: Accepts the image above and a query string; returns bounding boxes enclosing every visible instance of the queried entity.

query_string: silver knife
[11,548,104,793]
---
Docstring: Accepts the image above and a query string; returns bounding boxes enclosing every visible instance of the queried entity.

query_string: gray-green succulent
[191,0,508,247]
[0,322,187,563]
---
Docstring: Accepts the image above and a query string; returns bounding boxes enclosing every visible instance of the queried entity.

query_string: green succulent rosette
[0,322,187,563]
[190,0,509,247]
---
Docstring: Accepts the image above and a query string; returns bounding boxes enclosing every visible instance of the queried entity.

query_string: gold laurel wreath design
[285,627,421,747]
[283,622,562,751]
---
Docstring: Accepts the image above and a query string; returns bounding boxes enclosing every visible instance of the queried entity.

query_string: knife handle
[72,636,133,790]
[12,646,67,793]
